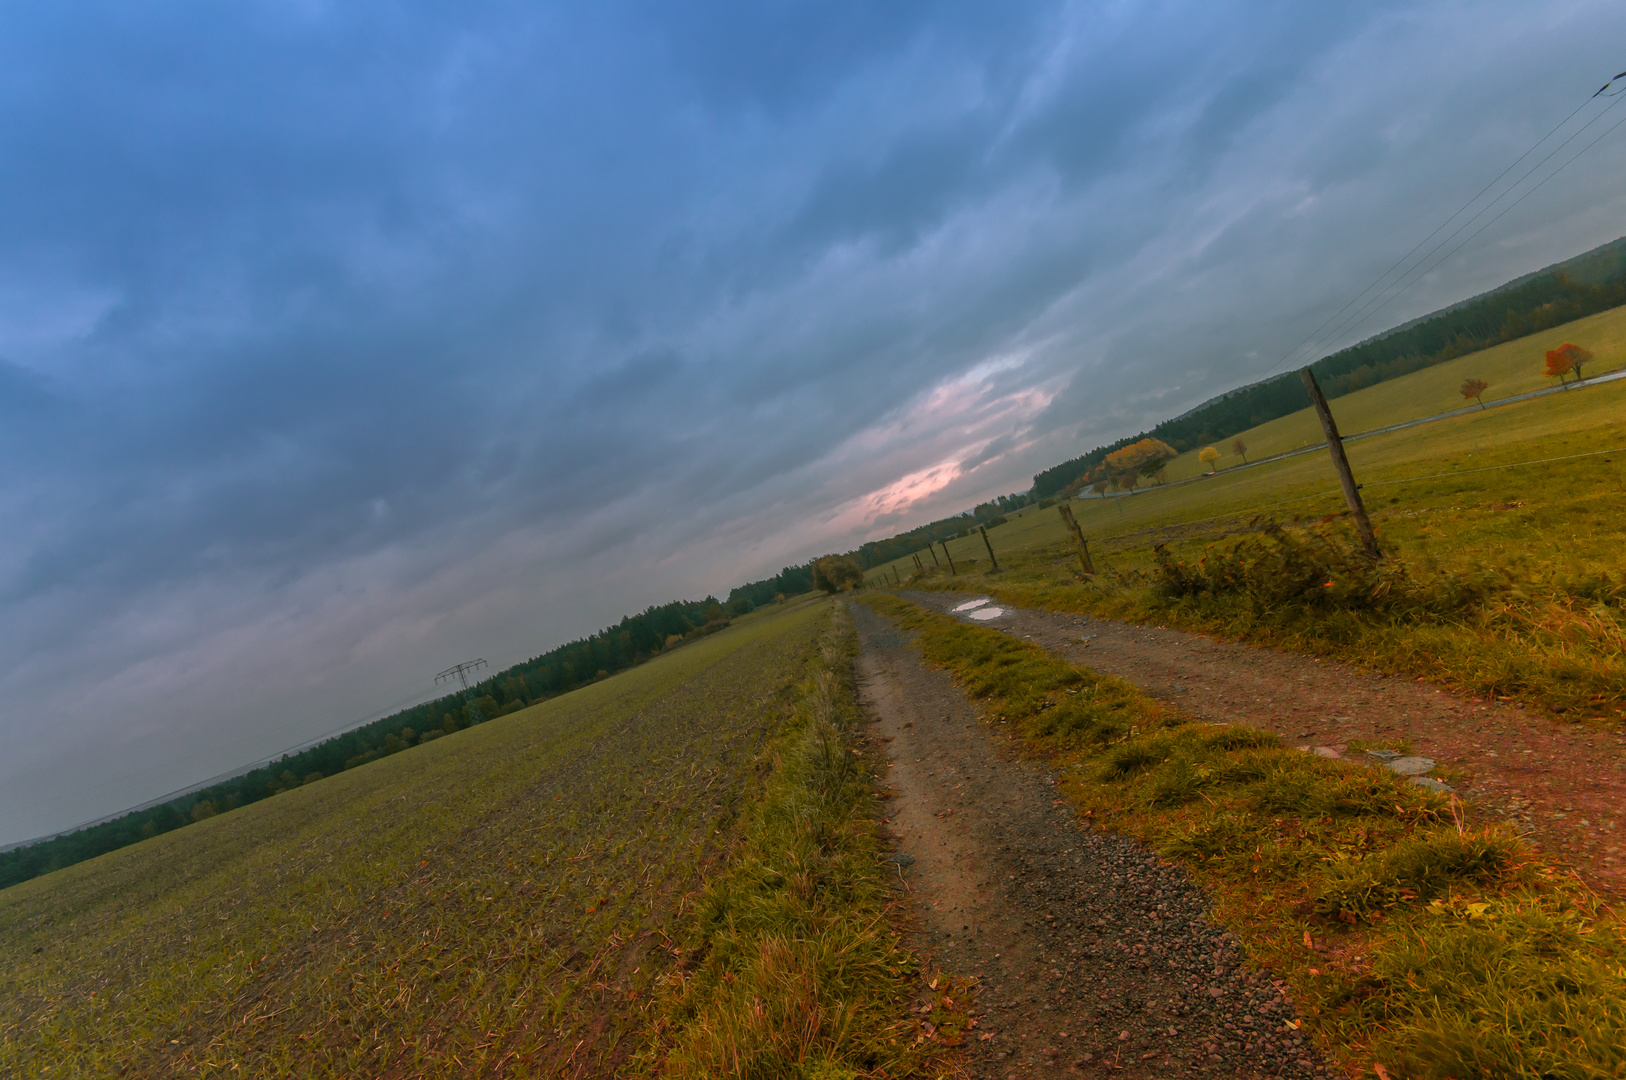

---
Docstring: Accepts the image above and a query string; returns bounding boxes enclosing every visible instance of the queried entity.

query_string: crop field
[0,598,932,1079]
[861,592,1626,1080]
[873,314,1626,721]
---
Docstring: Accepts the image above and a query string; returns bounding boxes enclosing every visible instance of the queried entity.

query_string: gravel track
[853,603,1327,1079]
[899,590,1626,892]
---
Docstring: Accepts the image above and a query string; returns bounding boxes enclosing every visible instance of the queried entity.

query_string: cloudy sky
[4,0,1625,844]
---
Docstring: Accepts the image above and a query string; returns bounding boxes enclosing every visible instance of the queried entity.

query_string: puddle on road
[965,606,1005,620]
[952,598,991,612]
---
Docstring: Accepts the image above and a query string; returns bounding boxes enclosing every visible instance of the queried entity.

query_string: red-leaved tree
[1544,342,1593,384]
[1560,342,1591,381]
[1461,377,1489,409]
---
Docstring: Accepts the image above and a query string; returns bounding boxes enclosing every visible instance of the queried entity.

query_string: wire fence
[1080,443,1626,551]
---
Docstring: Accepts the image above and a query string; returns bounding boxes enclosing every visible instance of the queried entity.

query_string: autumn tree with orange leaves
[1460,378,1489,409]
[1543,342,1593,385]
[1105,438,1178,492]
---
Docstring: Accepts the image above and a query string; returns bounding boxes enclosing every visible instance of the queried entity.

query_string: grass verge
[861,592,1626,1080]
[642,603,944,1079]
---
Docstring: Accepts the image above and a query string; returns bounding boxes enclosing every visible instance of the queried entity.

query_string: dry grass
[860,592,1626,1080]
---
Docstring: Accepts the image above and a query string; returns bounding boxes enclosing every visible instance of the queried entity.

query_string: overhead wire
[1254,68,1626,384]
[1288,88,1626,365]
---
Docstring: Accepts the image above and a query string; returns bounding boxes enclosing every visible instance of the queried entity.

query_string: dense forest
[1035,239,1626,497]
[725,563,817,610]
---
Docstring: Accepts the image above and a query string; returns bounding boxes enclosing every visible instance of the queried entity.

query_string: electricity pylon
[435,658,489,723]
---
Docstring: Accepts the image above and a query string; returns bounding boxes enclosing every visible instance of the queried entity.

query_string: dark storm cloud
[4,0,1626,842]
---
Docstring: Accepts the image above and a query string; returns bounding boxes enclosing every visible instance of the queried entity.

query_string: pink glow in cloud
[813,379,1058,544]
[860,458,963,519]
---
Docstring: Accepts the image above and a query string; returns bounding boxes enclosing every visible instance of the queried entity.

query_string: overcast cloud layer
[4,1,1625,844]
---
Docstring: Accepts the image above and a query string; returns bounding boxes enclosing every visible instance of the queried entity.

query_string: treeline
[1,596,741,890]
[1036,244,1626,497]
[726,563,816,611]
[853,491,1044,568]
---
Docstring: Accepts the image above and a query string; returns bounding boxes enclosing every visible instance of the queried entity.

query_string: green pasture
[1159,300,1626,481]
[873,364,1626,582]
[867,312,1626,718]
[0,599,859,1077]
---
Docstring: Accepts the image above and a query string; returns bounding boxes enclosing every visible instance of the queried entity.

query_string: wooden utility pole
[1056,503,1095,575]
[978,524,1000,572]
[1300,367,1381,559]
[941,541,957,575]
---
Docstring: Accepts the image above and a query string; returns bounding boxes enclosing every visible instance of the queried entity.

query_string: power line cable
[1254,68,1626,383]
[1262,91,1603,379]
[1290,89,1626,363]
[1310,102,1626,357]
[1268,76,1626,377]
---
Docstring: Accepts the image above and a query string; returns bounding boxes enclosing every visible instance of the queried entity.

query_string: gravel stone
[855,603,1326,1079]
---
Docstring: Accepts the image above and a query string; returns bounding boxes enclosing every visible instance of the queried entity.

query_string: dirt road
[900,590,1626,892]
[853,603,1327,1079]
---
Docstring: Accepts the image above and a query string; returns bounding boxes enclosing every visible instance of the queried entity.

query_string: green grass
[1160,300,1626,481]
[868,314,1626,721]
[1,599,937,1079]
[644,603,945,1079]
[861,592,1626,1080]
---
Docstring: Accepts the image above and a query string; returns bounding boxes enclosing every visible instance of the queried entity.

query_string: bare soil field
[900,590,1626,894]
[853,603,1329,1079]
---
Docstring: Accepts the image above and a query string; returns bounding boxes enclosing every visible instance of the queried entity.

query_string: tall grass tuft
[644,606,938,1080]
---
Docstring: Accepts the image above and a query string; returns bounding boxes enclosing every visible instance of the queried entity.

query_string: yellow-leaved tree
[1105,438,1178,492]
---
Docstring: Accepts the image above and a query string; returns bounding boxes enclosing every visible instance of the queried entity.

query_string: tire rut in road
[852,603,1326,1079]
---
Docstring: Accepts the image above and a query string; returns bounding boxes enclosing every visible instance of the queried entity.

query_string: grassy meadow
[1,599,937,1079]
[872,312,1626,722]
[1160,300,1626,481]
[862,592,1626,1080]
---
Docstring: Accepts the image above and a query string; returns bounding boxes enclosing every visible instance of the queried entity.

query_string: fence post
[1300,367,1381,560]
[979,524,1001,572]
[927,545,940,567]
[942,541,957,575]
[1056,503,1095,575]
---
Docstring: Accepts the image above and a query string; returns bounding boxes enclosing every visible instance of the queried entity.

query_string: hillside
[1033,235,1626,498]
